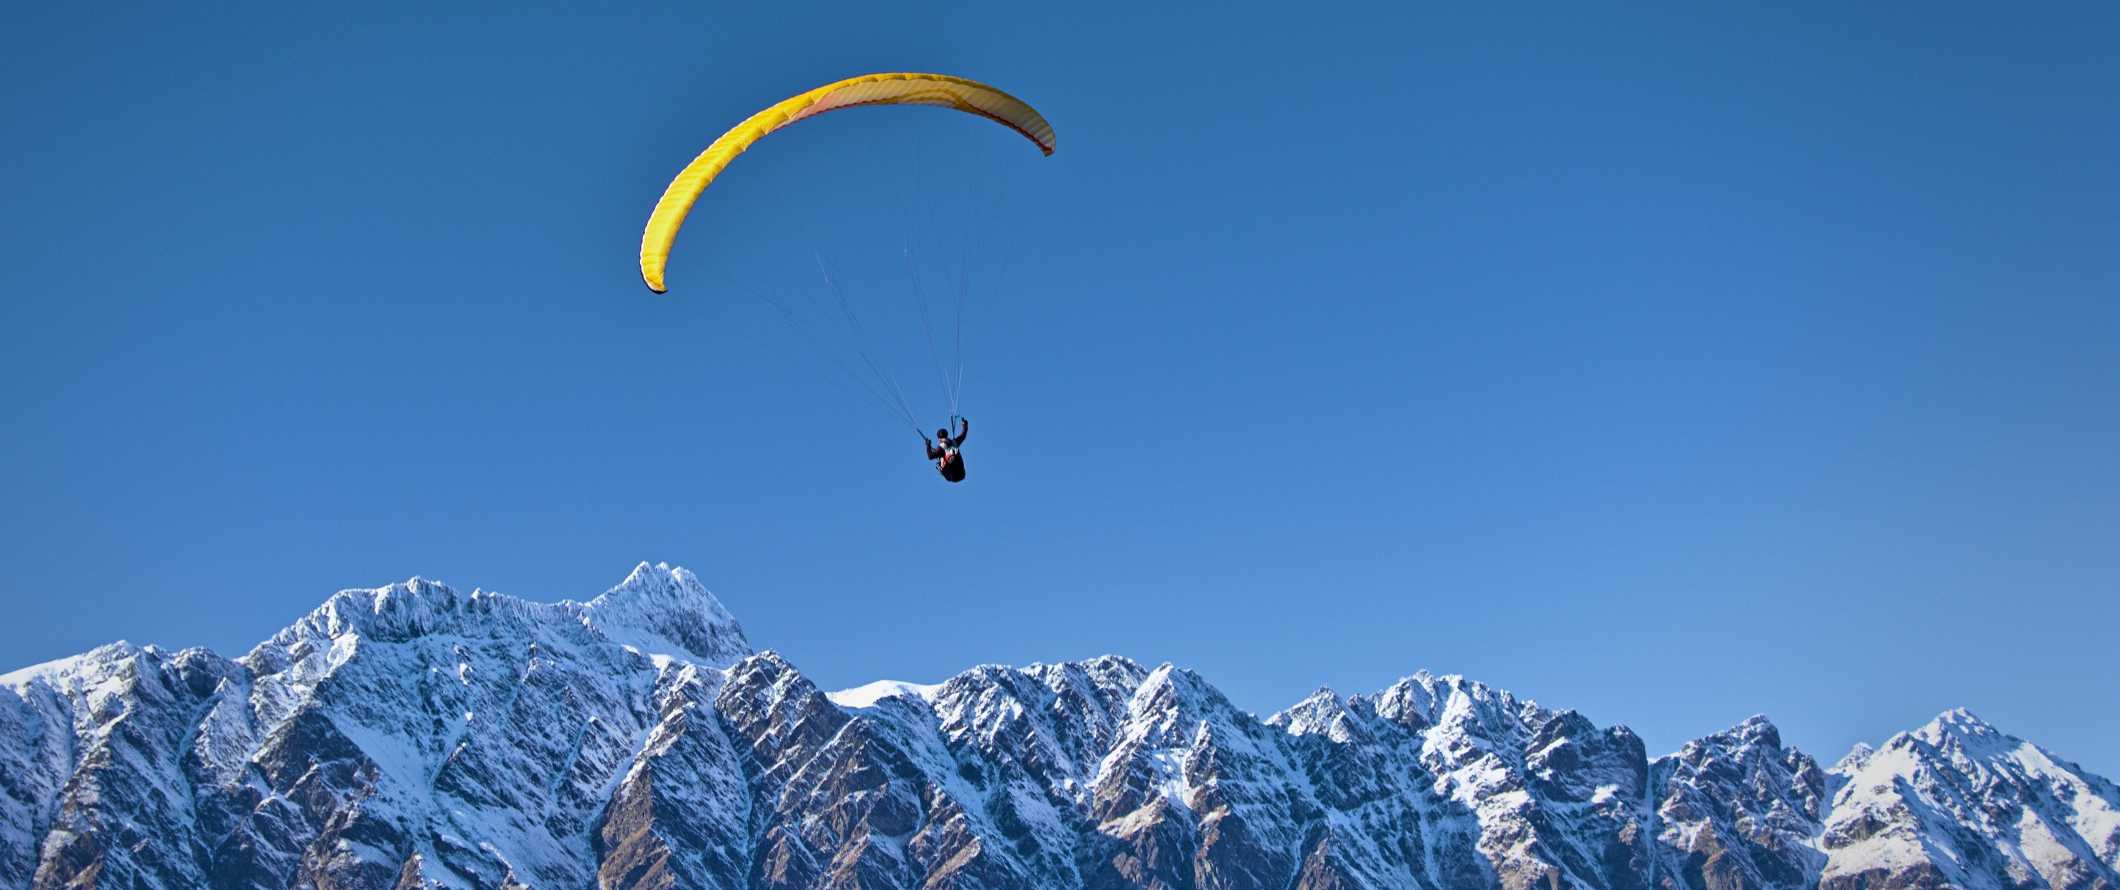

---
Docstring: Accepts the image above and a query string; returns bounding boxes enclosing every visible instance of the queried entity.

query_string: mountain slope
[3,564,2113,889]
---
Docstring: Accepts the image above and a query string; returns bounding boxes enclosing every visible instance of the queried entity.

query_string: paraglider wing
[639,72,1056,293]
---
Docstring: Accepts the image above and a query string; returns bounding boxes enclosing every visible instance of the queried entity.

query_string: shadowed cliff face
[4,564,2116,890]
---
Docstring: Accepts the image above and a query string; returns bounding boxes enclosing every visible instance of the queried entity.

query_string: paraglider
[637,72,1052,484]
[924,417,970,483]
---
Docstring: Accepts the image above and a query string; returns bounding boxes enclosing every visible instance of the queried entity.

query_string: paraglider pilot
[924,418,970,483]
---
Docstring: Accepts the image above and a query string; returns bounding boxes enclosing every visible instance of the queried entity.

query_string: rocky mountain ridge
[4,563,2115,889]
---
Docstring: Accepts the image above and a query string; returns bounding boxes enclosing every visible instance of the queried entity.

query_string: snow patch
[827,679,942,709]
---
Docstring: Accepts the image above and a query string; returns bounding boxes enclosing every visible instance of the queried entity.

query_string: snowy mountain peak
[1267,687,1363,741]
[1129,662,1227,716]
[1294,685,1343,710]
[1023,654,1149,699]
[1819,710,2120,889]
[1031,653,1144,676]
[1857,707,2020,770]
[1372,669,1540,741]
[576,561,750,668]
[270,576,470,649]
[1833,741,1876,773]
[593,561,728,614]
[1732,712,1782,746]
[0,640,144,691]
[1912,705,1998,742]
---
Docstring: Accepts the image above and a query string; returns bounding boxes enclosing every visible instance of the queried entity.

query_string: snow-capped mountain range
[3,563,2114,889]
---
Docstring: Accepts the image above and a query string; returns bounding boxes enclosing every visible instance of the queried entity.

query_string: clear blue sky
[3,3,2115,774]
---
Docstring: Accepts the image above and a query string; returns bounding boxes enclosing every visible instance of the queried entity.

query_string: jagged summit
[1718,712,1785,747]
[1833,740,1876,772]
[1023,653,1143,677]
[584,561,734,619]
[0,640,145,690]
[1909,705,2002,744]
[2,565,2115,890]
[235,562,749,675]
[1265,686,1345,731]
[1821,707,2120,889]
[576,560,750,667]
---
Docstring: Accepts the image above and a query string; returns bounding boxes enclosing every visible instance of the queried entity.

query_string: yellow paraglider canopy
[639,72,1056,293]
